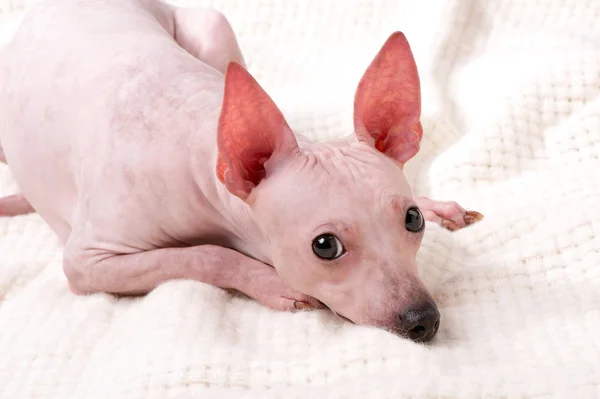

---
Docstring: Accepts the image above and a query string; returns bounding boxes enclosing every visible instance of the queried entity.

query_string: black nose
[397,301,440,342]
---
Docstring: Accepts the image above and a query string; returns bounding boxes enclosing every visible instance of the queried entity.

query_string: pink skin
[0,0,483,341]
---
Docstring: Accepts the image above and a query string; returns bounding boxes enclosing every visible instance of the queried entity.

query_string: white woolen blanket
[1,0,599,398]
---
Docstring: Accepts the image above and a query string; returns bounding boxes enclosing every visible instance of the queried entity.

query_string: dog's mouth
[329,308,355,324]
[316,299,355,324]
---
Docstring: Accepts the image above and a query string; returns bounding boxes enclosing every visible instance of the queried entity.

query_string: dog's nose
[397,301,440,342]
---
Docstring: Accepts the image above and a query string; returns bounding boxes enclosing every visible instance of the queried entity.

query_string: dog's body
[0,0,482,342]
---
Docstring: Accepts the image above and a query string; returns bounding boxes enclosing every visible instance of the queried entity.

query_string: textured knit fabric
[1,0,599,398]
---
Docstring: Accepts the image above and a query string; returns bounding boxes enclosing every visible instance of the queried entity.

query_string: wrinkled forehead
[298,142,412,195]
[265,143,414,219]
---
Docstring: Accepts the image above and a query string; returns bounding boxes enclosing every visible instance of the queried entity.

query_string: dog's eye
[405,207,425,233]
[312,234,345,260]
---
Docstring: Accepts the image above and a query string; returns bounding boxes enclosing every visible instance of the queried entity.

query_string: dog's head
[216,32,439,342]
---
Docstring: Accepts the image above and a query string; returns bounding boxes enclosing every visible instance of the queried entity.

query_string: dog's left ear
[216,62,299,200]
[353,32,422,165]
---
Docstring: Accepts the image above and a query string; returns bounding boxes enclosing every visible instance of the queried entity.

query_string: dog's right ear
[216,62,299,200]
[353,32,423,166]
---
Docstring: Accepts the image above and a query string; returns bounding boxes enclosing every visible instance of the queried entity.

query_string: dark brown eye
[405,207,425,233]
[312,234,345,260]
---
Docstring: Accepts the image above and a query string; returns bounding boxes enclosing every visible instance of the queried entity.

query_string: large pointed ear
[353,32,423,165]
[217,62,298,200]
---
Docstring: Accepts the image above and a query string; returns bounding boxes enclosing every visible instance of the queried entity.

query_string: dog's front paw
[240,265,325,312]
[415,197,483,231]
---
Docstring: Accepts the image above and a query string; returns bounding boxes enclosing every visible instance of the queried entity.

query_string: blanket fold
[1,0,599,397]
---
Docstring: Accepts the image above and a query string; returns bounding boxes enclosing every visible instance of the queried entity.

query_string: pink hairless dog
[0,0,482,342]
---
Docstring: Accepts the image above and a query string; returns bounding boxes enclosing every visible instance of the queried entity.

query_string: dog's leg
[0,145,35,217]
[63,243,324,311]
[0,194,35,217]
[416,197,483,231]
[171,7,247,73]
